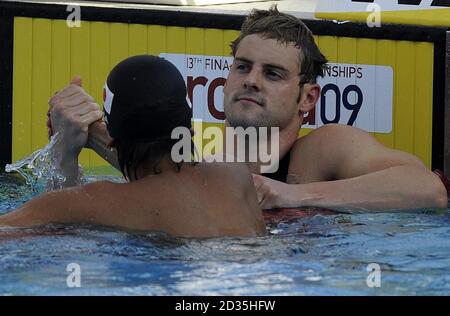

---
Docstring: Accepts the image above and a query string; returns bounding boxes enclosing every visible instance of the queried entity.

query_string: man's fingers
[252,174,267,204]
[46,109,52,128]
[54,76,83,100]
[79,110,104,126]
[46,110,53,139]
[70,76,82,87]
[65,92,94,107]
[252,174,263,187]
[53,92,94,109]
[258,183,273,209]
[251,174,282,209]
[69,102,101,117]
[49,101,101,132]
[48,90,60,108]
[46,115,52,128]
[50,86,79,102]
[50,82,87,102]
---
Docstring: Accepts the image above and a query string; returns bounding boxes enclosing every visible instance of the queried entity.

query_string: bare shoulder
[195,162,257,206]
[35,180,117,200]
[291,124,425,181]
[79,180,141,212]
[302,124,423,164]
[290,124,426,181]
[288,124,359,179]
[201,161,252,180]
[29,181,130,219]
[296,124,377,149]
[195,162,265,236]
[293,124,408,161]
[77,180,125,197]
[40,180,127,211]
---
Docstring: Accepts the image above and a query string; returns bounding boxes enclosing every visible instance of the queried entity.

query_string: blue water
[0,172,449,295]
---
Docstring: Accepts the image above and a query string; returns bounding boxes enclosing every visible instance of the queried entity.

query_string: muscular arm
[0,182,122,228]
[254,124,447,211]
[0,187,95,227]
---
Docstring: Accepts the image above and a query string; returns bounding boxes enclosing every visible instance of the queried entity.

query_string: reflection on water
[0,172,449,295]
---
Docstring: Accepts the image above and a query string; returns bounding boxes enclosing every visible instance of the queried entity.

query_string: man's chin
[226,117,274,129]
[225,108,276,129]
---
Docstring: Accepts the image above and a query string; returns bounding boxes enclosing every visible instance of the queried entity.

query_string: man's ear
[298,83,320,114]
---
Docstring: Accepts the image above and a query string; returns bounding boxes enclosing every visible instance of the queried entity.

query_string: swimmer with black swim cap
[0,55,266,238]
[101,55,195,180]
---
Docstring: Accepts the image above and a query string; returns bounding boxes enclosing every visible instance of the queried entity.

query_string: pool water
[0,172,449,295]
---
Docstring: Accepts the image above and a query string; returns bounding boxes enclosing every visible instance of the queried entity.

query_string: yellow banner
[315,0,450,27]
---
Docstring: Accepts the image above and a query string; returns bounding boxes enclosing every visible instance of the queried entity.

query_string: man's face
[224,34,303,130]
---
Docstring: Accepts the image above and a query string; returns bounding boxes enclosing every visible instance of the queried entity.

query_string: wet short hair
[115,138,195,180]
[231,5,328,84]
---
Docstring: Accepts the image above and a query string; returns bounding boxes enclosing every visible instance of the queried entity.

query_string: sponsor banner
[161,53,232,123]
[162,54,393,133]
[312,63,393,133]
[315,0,450,27]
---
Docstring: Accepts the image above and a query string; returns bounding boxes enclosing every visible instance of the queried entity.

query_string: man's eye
[235,64,249,72]
[266,71,282,80]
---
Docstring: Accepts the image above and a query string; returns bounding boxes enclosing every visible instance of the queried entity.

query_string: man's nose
[244,68,262,91]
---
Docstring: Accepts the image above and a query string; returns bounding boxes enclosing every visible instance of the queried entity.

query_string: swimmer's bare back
[0,162,266,238]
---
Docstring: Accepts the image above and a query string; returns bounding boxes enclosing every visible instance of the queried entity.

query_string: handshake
[47,76,119,184]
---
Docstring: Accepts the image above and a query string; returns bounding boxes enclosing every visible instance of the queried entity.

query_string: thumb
[252,174,263,186]
[252,174,265,204]
[70,75,82,87]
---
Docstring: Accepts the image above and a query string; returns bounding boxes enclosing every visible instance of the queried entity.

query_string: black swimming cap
[103,55,192,142]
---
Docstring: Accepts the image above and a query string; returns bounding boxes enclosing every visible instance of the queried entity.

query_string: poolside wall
[0,1,448,172]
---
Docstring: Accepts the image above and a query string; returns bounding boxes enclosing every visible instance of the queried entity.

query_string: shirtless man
[47,6,447,212]
[0,56,266,238]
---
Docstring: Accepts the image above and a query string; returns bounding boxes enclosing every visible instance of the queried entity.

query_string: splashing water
[4,133,83,191]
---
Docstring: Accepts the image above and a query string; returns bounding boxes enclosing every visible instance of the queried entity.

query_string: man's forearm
[50,122,119,189]
[51,139,81,188]
[57,155,80,187]
[86,122,120,171]
[286,166,448,211]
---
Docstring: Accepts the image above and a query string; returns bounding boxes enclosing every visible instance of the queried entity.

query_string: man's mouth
[236,96,264,107]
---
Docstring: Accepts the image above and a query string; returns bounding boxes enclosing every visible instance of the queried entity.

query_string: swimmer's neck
[130,154,187,181]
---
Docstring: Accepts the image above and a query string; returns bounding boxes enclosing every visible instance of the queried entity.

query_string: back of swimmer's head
[102,55,193,179]
[103,55,192,142]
